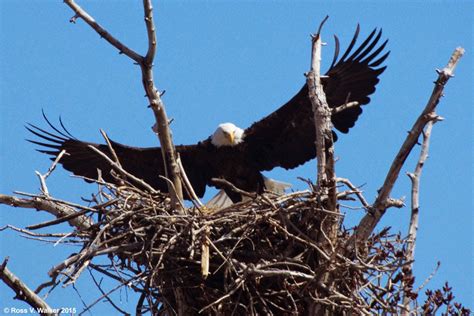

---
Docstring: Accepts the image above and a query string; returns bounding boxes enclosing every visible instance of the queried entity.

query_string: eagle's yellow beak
[227,131,235,145]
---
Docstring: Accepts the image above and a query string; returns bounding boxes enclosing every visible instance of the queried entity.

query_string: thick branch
[140,0,183,206]
[349,47,464,250]
[0,259,56,316]
[141,65,183,207]
[305,15,337,213]
[406,122,435,261]
[304,18,339,315]
[0,194,92,230]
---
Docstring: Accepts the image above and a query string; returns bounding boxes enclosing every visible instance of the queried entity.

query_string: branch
[349,47,465,250]
[64,0,142,63]
[0,194,92,230]
[63,0,183,209]
[88,269,130,316]
[35,150,67,196]
[402,120,437,312]
[141,0,183,207]
[306,15,334,194]
[305,17,339,259]
[143,0,157,64]
[336,177,370,209]
[211,178,256,199]
[86,144,157,193]
[176,154,204,209]
[0,258,57,316]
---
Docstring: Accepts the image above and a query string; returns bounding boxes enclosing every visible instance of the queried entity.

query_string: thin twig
[211,178,257,199]
[35,150,67,196]
[87,145,157,193]
[176,154,204,208]
[88,269,131,315]
[336,177,370,209]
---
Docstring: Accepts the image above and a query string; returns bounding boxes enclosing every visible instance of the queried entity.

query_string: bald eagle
[27,26,389,203]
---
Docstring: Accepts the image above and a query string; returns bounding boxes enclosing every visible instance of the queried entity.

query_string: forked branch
[402,119,438,313]
[63,0,183,208]
[349,47,465,251]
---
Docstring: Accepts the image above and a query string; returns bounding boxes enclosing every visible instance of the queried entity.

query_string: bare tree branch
[143,0,157,65]
[336,177,370,209]
[64,1,142,63]
[63,0,183,208]
[0,194,92,230]
[88,269,131,316]
[348,47,465,251]
[140,0,183,207]
[305,16,339,261]
[35,150,67,196]
[176,155,204,209]
[211,178,257,199]
[86,145,157,193]
[306,16,335,198]
[402,119,438,313]
[0,258,57,316]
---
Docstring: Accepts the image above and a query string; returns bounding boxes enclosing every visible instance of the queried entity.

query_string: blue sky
[1,1,472,313]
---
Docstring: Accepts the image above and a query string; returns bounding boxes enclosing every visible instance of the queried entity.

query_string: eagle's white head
[211,122,244,147]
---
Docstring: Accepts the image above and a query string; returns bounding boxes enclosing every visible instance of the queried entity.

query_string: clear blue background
[1,1,472,313]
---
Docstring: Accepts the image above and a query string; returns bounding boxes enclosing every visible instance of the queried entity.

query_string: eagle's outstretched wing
[241,26,389,171]
[26,116,215,198]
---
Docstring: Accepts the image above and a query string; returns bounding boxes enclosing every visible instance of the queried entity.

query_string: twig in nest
[176,154,204,209]
[211,178,257,199]
[337,177,370,209]
[87,145,157,193]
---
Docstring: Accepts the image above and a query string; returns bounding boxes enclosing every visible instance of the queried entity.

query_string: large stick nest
[40,180,424,315]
